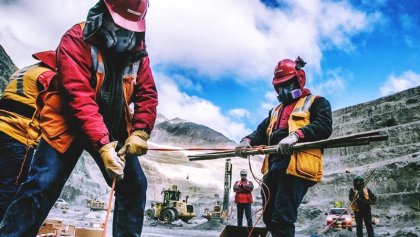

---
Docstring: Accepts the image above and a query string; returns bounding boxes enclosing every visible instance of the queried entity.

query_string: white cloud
[0,0,97,67]
[380,71,420,96]
[171,74,202,92]
[228,108,251,119]
[147,0,379,80]
[154,72,252,141]
[311,68,348,95]
[261,91,278,111]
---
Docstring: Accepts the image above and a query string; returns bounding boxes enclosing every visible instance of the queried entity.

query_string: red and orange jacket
[233,180,254,204]
[38,23,158,153]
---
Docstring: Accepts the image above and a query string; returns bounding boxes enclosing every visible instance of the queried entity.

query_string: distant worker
[233,169,254,227]
[0,51,56,219]
[235,57,332,237]
[0,0,157,236]
[350,176,377,237]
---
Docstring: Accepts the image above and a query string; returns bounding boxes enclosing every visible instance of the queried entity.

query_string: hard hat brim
[104,0,146,32]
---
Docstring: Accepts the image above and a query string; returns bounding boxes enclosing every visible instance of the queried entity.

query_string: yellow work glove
[117,130,149,157]
[99,141,126,180]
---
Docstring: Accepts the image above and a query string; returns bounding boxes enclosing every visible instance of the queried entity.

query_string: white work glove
[99,141,126,180]
[118,130,149,157]
[235,139,252,158]
[276,132,299,155]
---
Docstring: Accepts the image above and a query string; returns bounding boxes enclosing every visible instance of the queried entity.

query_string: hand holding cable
[276,132,299,155]
[118,130,149,157]
[235,139,252,158]
[100,141,125,180]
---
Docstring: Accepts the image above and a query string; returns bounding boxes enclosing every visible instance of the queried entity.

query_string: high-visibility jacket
[38,23,158,153]
[263,95,324,182]
[0,51,56,147]
[350,187,376,211]
[233,180,254,204]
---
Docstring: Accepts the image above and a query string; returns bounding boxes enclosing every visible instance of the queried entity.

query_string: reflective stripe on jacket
[38,23,158,153]
[0,51,56,147]
[233,180,254,204]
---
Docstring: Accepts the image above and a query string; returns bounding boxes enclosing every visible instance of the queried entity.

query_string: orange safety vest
[261,95,324,182]
[0,64,54,147]
[38,22,143,153]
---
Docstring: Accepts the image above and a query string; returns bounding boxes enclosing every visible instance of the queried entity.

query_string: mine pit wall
[305,86,420,211]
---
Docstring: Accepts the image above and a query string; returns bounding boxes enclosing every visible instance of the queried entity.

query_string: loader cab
[162,185,181,206]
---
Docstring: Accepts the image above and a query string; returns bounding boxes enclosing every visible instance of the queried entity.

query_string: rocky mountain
[150,117,236,147]
[0,45,18,95]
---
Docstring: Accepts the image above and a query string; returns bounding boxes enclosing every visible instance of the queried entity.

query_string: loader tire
[163,209,176,223]
[145,209,155,220]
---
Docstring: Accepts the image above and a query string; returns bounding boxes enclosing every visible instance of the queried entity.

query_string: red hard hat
[272,57,306,92]
[104,0,149,32]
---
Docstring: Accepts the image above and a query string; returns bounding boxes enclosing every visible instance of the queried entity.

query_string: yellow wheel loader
[145,185,195,224]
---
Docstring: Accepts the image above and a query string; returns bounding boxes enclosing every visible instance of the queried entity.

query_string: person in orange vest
[235,57,332,237]
[350,176,377,237]
[233,169,254,227]
[0,0,157,236]
[0,51,56,220]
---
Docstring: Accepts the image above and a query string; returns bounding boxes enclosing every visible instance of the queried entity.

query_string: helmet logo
[127,8,142,16]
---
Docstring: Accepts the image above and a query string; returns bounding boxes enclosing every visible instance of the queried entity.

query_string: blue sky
[0,0,419,142]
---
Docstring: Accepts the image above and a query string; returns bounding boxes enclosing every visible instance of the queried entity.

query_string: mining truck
[145,185,195,223]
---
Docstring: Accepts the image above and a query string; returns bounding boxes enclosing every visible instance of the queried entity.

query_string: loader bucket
[219,225,269,237]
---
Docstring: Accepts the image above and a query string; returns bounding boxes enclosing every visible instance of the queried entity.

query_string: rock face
[0,45,18,95]
[299,86,420,236]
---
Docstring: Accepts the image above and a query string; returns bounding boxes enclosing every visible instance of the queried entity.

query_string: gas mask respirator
[98,20,137,53]
[276,78,302,104]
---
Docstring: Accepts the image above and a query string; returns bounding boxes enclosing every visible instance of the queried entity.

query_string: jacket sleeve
[243,114,270,146]
[132,55,158,134]
[298,96,333,142]
[368,188,377,202]
[349,188,355,201]
[233,181,242,192]
[243,181,254,192]
[57,24,109,150]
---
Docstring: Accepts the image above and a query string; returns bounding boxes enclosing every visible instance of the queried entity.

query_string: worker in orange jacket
[0,51,55,219]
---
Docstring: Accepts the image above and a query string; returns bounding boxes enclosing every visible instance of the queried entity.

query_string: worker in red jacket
[233,169,254,227]
[0,0,158,236]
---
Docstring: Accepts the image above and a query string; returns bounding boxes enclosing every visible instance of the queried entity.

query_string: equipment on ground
[145,185,195,224]
[203,200,223,220]
[219,225,269,237]
[202,159,232,222]
[86,197,107,211]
